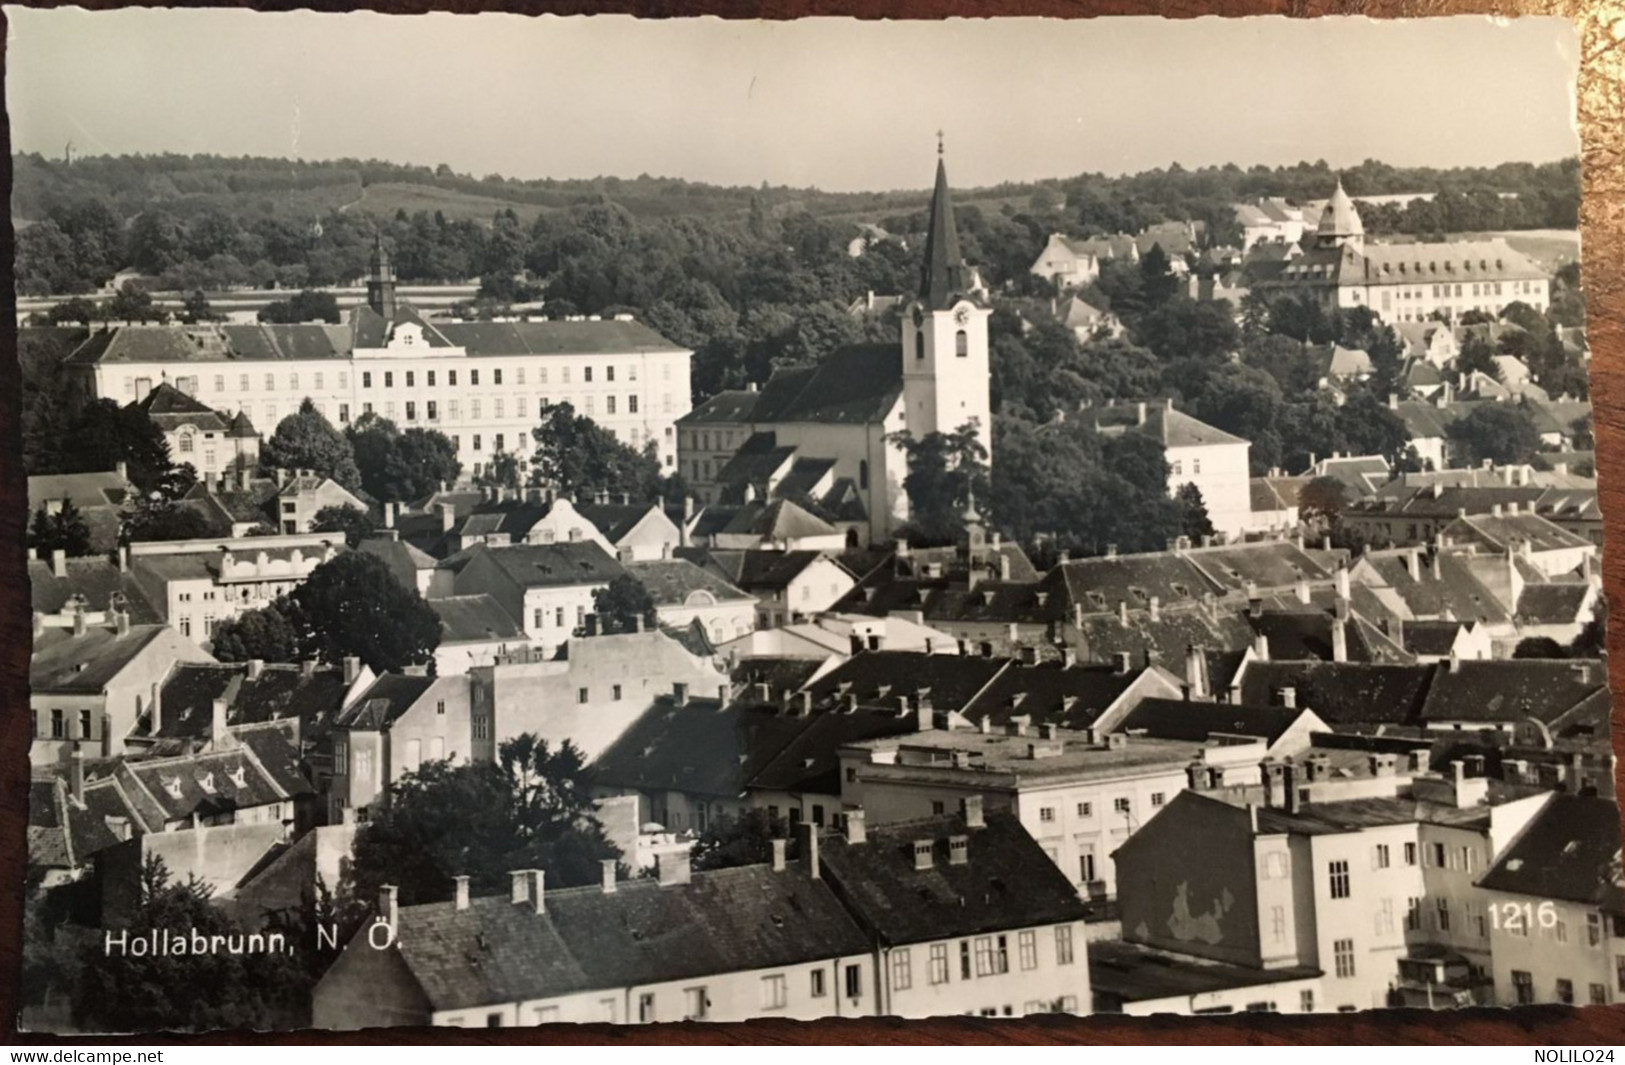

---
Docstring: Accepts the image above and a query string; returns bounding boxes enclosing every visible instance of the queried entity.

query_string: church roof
[747,344,903,425]
[1317,179,1364,239]
[919,152,980,311]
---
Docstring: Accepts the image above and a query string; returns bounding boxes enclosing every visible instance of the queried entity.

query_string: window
[355,749,373,782]
[1435,898,1450,932]
[1592,984,1609,1006]
[606,396,616,415]
[339,403,350,424]
[1557,920,1569,944]
[1616,955,1625,994]
[1300,990,1315,1013]
[448,399,460,419]
[436,700,446,716]
[178,433,195,453]
[638,992,656,1023]
[1513,971,1535,1005]
[1113,797,1131,815]
[929,943,949,985]
[915,332,926,361]
[629,395,638,413]
[1404,842,1417,866]
[49,709,64,739]
[1328,860,1350,900]
[1150,792,1166,807]
[683,986,707,1020]
[1076,802,1092,818]
[577,688,589,704]
[1038,807,1055,823]
[960,941,972,980]
[1373,844,1390,869]
[1018,930,1038,971]
[955,329,968,357]
[1430,842,1446,868]
[555,608,565,627]
[473,434,482,451]
[810,969,826,997]
[384,371,394,388]
[405,402,416,422]
[1557,979,1574,1005]
[486,1013,502,1027]
[844,964,862,998]
[265,373,276,391]
[79,709,93,739]
[1333,938,1356,979]
[471,399,481,419]
[891,948,912,991]
[494,369,503,386]
[494,434,505,453]
[1589,913,1603,947]
[471,370,480,386]
[449,370,458,386]
[426,401,437,422]
[1272,905,1287,942]
[1054,925,1074,965]
[1079,851,1096,883]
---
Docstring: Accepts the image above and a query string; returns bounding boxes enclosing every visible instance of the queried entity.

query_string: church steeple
[367,233,398,319]
[919,137,974,310]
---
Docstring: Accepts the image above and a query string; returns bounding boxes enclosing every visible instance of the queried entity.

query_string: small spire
[962,484,982,524]
[937,129,945,157]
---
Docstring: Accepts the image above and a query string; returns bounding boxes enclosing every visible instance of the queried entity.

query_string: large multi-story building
[1247,180,1550,325]
[63,240,693,479]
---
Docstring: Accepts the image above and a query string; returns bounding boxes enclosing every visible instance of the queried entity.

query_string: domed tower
[366,233,398,319]
[900,138,993,463]
[1315,178,1365,250]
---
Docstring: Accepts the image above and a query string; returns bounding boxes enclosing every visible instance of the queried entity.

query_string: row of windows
[1510,971,1616,1006]
[1035,794,1161,825]
[887,927,1075,992]
[912,330,972,360]
[37,708,96,740]
[360,364,639,389]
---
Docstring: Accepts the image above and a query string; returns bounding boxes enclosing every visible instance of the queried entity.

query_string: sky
[4,10,1580,192]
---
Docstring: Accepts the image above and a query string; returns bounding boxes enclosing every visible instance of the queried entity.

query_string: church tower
[1315,178,1365,250]
[900,140,993,463]
[367,234,398,319]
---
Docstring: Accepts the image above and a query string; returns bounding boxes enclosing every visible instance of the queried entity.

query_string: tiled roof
[335,674,438,730]
[1077,607,1259,668]
[1515,582,1593,624]
[1116,697,1312,746]
[1442,512,1592,553]
[576,502,657,545]
[1247,610,1413,665]
[1478,795,1623,911]
[1400,621,1474,657]
[156,662,350,740]
[622,559,752,608]
[1091,938,1321,1003]
[590,696,815,799]
[27,470,129,512]
[1419,659,1605,725]
[1253,792,1500,836]
[1237,661,1436,727]
[747,344,904,425]
[29,558,165,625]
[714,434,798,488]
[676,390,762,426]
[391,862,868,1012]
[119,727,309,824]
[479,542,627,590]
[431,595,525,644]
[1080,403,1248,448]
[817,812,1090,946]
[678,548,836,593]
[135,382,234,431]
[357,536,439,592]
[30,624,171,694]
[803,651,1008,713]
[747,710,921,794]
[961,662,1152,730]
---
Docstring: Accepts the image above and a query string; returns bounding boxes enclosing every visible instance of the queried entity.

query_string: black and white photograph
[8,8,1615,1035]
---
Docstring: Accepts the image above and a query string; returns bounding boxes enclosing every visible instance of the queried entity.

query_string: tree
[690,810,783,872]
[179,289,220,324]
[889,422,991,547]
[27,500,93,558]
[46,296,103,326]
[1512,636,1568,659]
[123,498,215,543]
[347,734,621,906]
[73,855,309,1031]
[262,399,363,491]
[310,504,378,549]
[209,603,301,663]
[1446,403,1541,467]
[385,429,462,502]
[1174,483,1214,541]
[60,399,175,494]
[530,400,659,498]
[592,575,657,635]
[1457,334,1498,379]
[286,552,440,673]
[108,282,164,324]
[1298,476,1350,527]
[257,290,341,324]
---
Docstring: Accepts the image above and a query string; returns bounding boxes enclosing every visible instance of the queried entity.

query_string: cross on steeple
[936,130,944,156]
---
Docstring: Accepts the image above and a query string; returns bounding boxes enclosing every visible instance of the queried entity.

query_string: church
[675,149,993,544]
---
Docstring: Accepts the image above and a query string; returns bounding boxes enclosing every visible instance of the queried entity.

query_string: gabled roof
[136,382,235,432]
[1237,661,1436,727]
[27,470,129,512]
[357,535,439,592]
[29,558,165,625]
[30,624,173,694]
[575,502,659,545]
[431,595,525,644]
[1419,659,1606,725]
[803,651,1009,714]
[390,861,868,1012]
[590,696,815,800]
[1116,697,1313,746]
[334,674,438,731]
[677,548,840,593]
[747,344,904,425]
[1247,610,1413,665]
[1079,403,1248,448]
[116,726,310,824]
[155,661,351,740]
[746,709,921,794]
[676,389,762,426]
[919,154,978,311]
[960,662,1157,730]
[817,812,1090,946]
[475,542,627,590]
[622,558,753,608]
[1442,512,1592,554]
[1478,795,1623,911]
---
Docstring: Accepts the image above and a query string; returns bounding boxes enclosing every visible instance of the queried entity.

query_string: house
[446,541,627,656]
[135,381,261,479]
[1308,344,1374,386]
[1399,621,1494,664]
[1478,795,1625,1006]
[1437,509,1594,579]
[1245,478,1302,535]
[328,673,488,820]
[1246,180,1550,325]
[509,494,681,562]
[471,627,732,760]
[1030,234,1102,289]
[1089,937,1323,1017]
[1234,197,1307,250]
[357,533,438,596]
[679,548,857,630]
[30,614,214,762]
[701,497,849,553]
[816,806,1094,1017]
[1055,295,1123,342]
[1308,453,1392,500]
[1075,401,1252,537]
[65,237,693,478]
[312,849,876,1028]
[1394,321,1460,368]
[1112,770,1553,1013]
[621,558,757,645]
[30,546,165,627]
[428,594,528,675]
[127,532,345,646]
[27,466,132,554]
[716,611,961,666]
[677,151,991,541]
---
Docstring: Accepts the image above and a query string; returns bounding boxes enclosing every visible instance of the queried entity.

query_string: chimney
[1136,401,1147,426]
[72,608,87,638]
[440,502,456,532]
[1335,564,1351,603]
[1106,543,1118,558]
[963,794,985,828]
[510,869,531,905]
[275,467,287,487]
[999,555,1012,581]
[1331,618,1348,663]
[51,549,66,579]
[117,545,129,573]
[115,460,128,483]
[239,467,252,492]
[798,821,821,879]
[1254,632,1270,662]
[1246,582,1262,617]
[673,682,689,706]
[210,697,228,746]
[845,808,867,845]
[530,870,546,913]
[69,742,85,804]
[247,659,264,680]
[912,839,935,871]
[601,859,617,894]
[1388,393,1398,411]
[1117,600,1129,627]
[1148,596,1161,622]
[343,656,361,684]
[114,610,130,636]
[379,884,399,930]
[1114,651,1133,674]
[384,501,396,529]
[1296,578,1311,605]
[1279,686,1297,708]
[948,835,969,865]
[1282,762,1301,814]
[657,849,692,887]
[1185,644,1208,699]
[454,875,470,911]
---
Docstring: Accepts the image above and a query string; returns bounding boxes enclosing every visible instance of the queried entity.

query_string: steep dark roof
[962,662,1151,730]
[431,595,525,643]
[676,389,764,426]
[28,558,165,625]
[818,812,1090,946]
[1478,795,1623,911]
[1401,621,1474,657]
[576,502,657,544]
[746,709,920,795]
[590,697,815,800]
[1237,661,1436,727]
[803,651,1008,713]
[357,536,438,592]
[622,559,752,607]
[678,548,838,593]
[747,344,904,425]
[478,542,627,589]
[919,155,978,310]
[335,675,437,730]
[30,624,171,694]
[391,862,869,1012]
[136,382,234,431]
[155,662,351,740]
[1116,697,1310,746]
[1420,660,1606,725]
[1247,610,1412,665]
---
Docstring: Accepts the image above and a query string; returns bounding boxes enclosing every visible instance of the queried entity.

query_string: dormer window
[197,772,217,795]
[228,767,247,790]
[163,776,183,801]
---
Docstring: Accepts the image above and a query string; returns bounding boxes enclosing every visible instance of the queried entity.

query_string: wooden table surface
[2,0,1624,1044]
